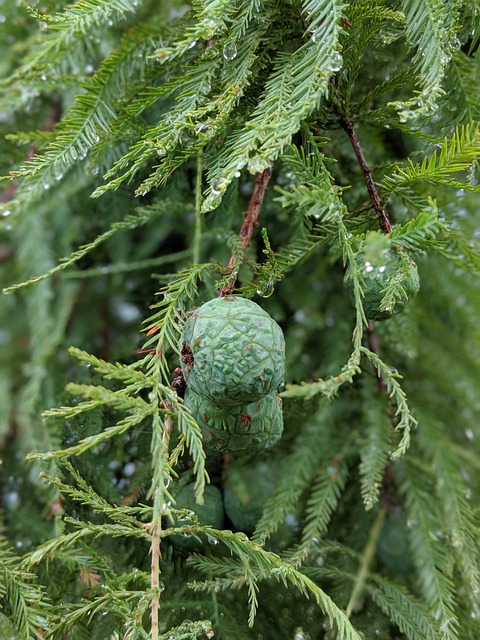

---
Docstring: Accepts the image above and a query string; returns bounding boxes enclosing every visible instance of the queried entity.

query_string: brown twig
[150,416,172,640]
[217,166,273,296]
[340,118,393,234]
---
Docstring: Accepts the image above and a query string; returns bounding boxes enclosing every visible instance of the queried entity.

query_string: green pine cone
[179,296,285,406]
[357,249,420,321]
[184,386,283,454]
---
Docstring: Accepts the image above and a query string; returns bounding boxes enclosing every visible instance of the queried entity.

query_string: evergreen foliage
[0,1,479,639]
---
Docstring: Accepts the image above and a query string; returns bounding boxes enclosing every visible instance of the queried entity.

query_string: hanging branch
[217,166,273,297]
[340,118,393,234]
[346,508,386,618]
[366,320,388,394]
[150,415,172,640]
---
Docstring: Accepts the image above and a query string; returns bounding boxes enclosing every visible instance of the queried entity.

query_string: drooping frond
[93,1,272,199]
[201,0,346,210]
[186,527,364,639]
[391,0,461,116]
[3,200,186,293]
[15,0,143,80]
[358,378,391,510]
[0,543,50,638]
[396,458,459,640]
[253,403,332,544]
[10,21,164,203]
[382,123,480,195]
[360,347,416,458]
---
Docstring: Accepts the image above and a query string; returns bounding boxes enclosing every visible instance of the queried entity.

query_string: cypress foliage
[0,1,479,639]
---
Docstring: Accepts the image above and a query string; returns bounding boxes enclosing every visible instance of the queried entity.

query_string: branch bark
[217,166,272,296]
[340,119,393,234]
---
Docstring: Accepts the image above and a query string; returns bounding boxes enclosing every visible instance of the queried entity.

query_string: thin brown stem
[340,119,393,234]
[217,166,273,296]
[150,416,172,640]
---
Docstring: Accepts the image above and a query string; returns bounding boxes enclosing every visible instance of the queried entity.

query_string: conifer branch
[193,151,204,265]
[340,119,393,234]
[367,321,388,394]
[345,508,386,618]
[150,415,172,640]
[217,166,272,296]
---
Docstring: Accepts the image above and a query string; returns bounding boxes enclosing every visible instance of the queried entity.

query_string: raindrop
[211,177,223,195]
[378,265,386,273]
[440,617,455,633]
[364,261,374,273]
[223,43,237,60]
[256,280,275,298]
[398,109,415,123]
[195,123,208,135]
[451,37,461,51]
[331,51,343,72]
[248,157,266,173]
[84,63,94,74]
[0,15,6,23]
[465,428,474,441]
[188,39,198,49]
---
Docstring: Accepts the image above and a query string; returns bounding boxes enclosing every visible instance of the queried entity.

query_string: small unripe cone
[355,248,419,321]
[179,296,285,406]
[184,386,283,454]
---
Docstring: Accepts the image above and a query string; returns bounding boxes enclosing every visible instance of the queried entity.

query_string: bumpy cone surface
[184,386,283,454]
[357,249,419,320]
[180,296,285,406]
